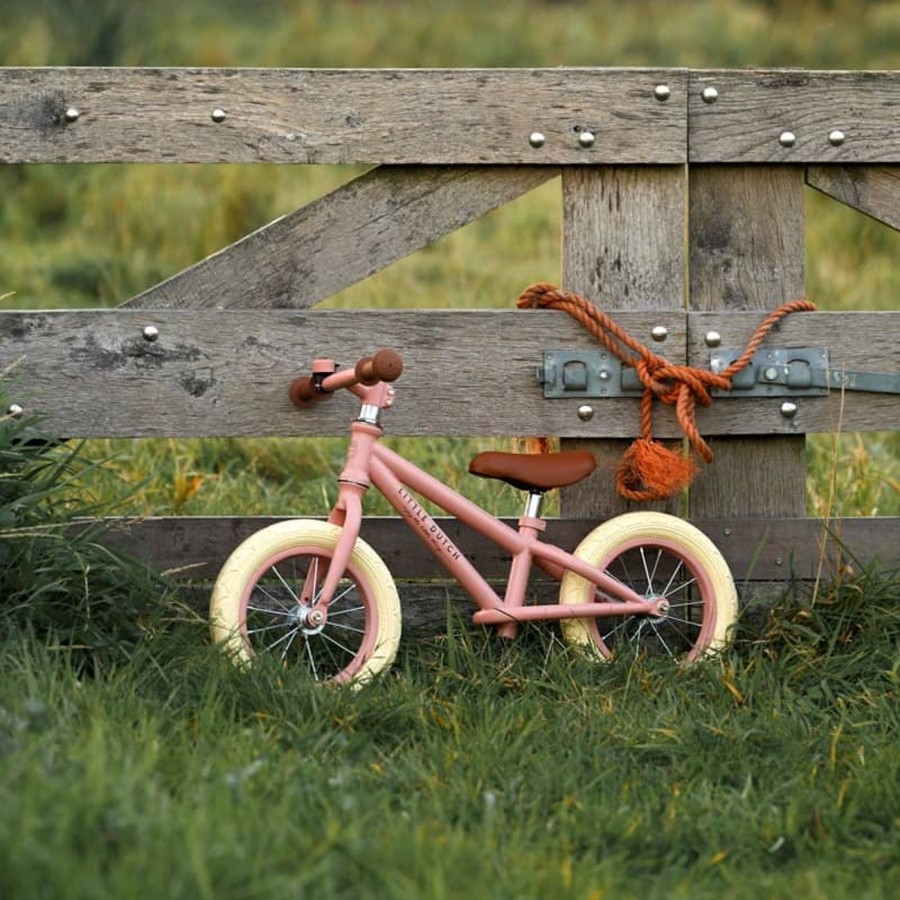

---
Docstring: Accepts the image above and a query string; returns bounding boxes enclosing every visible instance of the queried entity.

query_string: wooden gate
[1,67,898,625]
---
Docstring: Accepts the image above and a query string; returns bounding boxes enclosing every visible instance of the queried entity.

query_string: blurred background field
[1,0,898,521]
[2,5,899,899]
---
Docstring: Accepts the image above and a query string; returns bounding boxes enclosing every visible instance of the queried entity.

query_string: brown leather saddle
[468,451,596,493]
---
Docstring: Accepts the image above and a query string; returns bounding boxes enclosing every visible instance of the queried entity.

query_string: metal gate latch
[537,347,900,398]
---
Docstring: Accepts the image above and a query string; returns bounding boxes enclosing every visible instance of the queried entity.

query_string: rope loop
[517,283,817,500]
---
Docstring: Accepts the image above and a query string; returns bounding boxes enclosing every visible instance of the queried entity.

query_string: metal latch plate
[537,350,629,399]
[537,346,899,399]
[709,347,829,397]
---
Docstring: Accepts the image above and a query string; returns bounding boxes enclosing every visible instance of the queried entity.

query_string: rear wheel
[210,521,402,686]
[560,512,737,662]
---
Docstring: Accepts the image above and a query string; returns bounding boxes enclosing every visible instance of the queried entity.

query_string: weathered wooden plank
[124,165,556,310]
[689,311,900,435]
[690,70,900,163]
[806,165,900,230]
[0,308,686,439]
[560,166,687,517]
[97,515,900,585]
[688,165,808,517]
[3,308,896,438]
[0,68,687,165]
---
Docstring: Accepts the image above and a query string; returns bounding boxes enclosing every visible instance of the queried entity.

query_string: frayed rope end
[615,439,699,501]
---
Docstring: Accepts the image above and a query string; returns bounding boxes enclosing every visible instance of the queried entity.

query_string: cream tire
[210,520,401,686]
[560,511,738,662]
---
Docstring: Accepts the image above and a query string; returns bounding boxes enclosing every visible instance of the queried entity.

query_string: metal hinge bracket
[537,347,900,398]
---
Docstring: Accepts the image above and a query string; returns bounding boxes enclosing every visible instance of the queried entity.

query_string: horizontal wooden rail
[2,309,897,438]
[689,70,900,163]
[0,67,686,165]
[96,515,899,585]
[3,68,898,165]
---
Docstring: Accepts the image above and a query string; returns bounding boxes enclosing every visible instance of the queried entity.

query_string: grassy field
[1,1,899,897]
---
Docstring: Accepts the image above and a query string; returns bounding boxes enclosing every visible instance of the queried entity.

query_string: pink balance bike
[210,350,738,686]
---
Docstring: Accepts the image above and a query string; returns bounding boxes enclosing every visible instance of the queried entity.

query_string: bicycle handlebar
[289,349,404,409]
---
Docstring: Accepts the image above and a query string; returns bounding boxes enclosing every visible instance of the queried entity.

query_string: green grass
[1,3,899,897]
[1,568,898,899]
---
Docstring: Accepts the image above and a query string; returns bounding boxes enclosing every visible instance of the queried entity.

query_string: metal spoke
[280,627,301,662]
[264,625,302,653]
[247,620,295,636]
[327,621,366,635]
[253,584,294,613]
[316,629,357,659]
[660,559,685,598]
[328,604,366,619]
[305,637,320,681]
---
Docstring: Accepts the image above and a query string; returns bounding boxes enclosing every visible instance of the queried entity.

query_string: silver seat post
[523,491,544,521]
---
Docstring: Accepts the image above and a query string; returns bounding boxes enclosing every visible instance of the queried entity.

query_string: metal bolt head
[654,84,671,101]
[6,403,24,418]
[704,330,722,348]
[64,107,80,123]
[211,108,227,123]
[780,401,798,419]
[142,325,160,342]
[779,131,797,147]
[577,130,596,148]
[828,129,845,146]
[528,131,546,149]
[651,325,668,342]
[764,366,779,382]
[577,405,595,422]
[701,86,718,103]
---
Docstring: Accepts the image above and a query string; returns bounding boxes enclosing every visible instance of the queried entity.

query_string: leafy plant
[0,382,177,672]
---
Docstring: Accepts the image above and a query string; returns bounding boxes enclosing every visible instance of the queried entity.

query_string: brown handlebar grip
[355,348,403,385]
[289,375,329,409]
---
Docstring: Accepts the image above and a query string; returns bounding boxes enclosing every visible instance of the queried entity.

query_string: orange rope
[517,283,817,501]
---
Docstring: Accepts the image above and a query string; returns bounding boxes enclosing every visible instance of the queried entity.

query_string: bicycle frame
[310,381,665,638]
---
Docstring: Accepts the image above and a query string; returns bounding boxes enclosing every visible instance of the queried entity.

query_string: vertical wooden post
[688,165,807,518]
[560,165,687,518]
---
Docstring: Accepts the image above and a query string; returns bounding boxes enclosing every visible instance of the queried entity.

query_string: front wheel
[560,512,738,662]
[210,520,402,686]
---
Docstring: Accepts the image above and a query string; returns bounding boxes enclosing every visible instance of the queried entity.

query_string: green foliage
[0,385,180,672]
[0,10,897,892]
[0,575,897,898]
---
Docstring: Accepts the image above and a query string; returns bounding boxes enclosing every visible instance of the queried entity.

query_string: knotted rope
[517,283,817,501]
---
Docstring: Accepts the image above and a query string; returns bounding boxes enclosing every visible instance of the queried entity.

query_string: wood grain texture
[690,70,900,163]
[806,165,900,230]
[95,514,900,585]
[688,311,900,435]
[0,68,687,164]
[560,166,687,518]
[124,165,556,310]
[0,308,686,439]
[688,165,807,517]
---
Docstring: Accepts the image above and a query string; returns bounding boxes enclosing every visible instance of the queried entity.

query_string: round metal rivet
[705,330,722,348]
[780,401,798,419]
[528,131,546,149]
[651,325,668,342]
[828,129,845,146]
[723,527,732,537]
[702,86,718,103]
[654,84,671,101]
[764,366,779,382]
[577,130,596,148]
[779,131,797,148]
[775,557,784,567]
[142,325,160,342]
[64,107,80,123]
[211,108,227,123]
[7,403,24,418]
[577,405,595,422]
